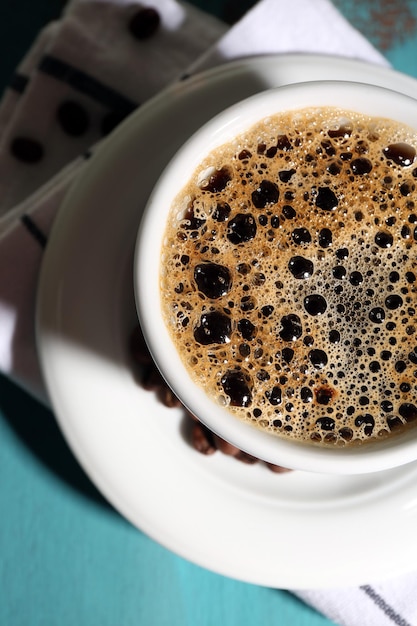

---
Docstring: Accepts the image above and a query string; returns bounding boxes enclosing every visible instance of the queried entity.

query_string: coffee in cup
[136,81,417,473]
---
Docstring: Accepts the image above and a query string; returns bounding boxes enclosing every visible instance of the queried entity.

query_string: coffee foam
[160,107,417,447]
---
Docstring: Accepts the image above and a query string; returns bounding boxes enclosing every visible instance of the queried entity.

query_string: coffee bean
[192,421,216,455]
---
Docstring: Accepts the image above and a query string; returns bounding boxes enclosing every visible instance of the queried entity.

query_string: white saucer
[36,54,417,589]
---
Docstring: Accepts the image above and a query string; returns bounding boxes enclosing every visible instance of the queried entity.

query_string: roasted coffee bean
[191,421,217,455]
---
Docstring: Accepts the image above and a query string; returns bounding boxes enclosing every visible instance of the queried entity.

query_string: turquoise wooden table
[1,2,417,625]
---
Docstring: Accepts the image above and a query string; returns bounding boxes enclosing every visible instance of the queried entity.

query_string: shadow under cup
[135,80,417,475]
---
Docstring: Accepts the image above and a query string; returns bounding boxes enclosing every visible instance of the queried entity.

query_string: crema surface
[161,107,417,446]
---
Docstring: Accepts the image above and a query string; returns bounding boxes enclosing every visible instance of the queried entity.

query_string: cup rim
[134,80,417,474]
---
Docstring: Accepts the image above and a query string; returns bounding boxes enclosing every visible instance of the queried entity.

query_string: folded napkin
[0,1,415,625]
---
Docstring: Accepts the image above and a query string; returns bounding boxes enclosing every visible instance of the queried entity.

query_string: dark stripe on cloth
[38,55,138,115]
[9,73,29,94]
[21,215,47,248]
[361,585,412,626]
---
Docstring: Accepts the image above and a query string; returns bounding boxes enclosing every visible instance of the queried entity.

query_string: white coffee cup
[134,80,417,474]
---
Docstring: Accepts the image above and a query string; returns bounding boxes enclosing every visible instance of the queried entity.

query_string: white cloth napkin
[0,1,415,625]
[299,576,417,626]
